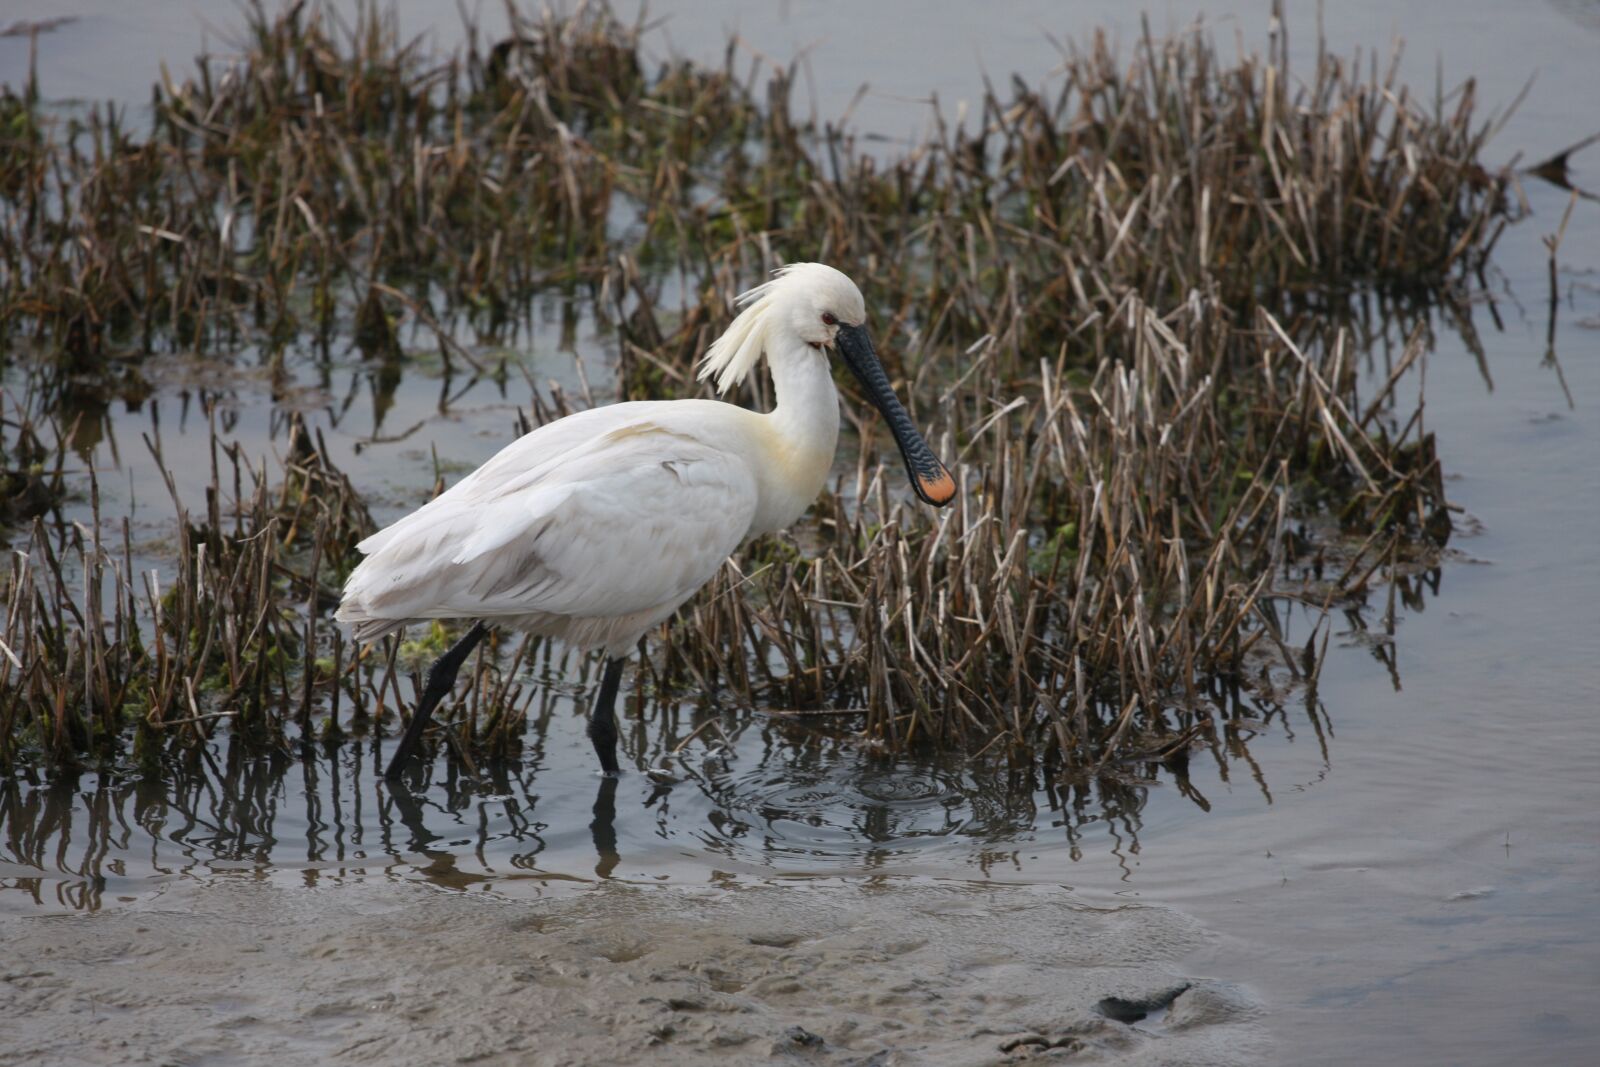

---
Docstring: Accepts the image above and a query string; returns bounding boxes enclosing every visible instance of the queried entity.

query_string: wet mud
[0,879,1265,1066]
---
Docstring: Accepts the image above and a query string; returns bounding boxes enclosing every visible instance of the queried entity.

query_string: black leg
[384,621,489,780]
[586,656,627,775]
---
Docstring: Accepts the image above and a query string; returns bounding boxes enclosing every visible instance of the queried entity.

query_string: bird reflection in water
[0,689,1364,912]
[589,777,620,880]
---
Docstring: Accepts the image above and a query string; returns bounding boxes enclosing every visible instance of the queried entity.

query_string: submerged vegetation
[0,3,1516,779]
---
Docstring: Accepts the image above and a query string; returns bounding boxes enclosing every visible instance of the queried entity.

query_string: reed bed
[0,3,1513,776]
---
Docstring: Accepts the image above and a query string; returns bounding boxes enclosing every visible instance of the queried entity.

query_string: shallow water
[2,3,1598,1065]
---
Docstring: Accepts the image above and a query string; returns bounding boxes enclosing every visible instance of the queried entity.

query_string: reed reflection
[0,710,1150,911]
[0,557,1433,916]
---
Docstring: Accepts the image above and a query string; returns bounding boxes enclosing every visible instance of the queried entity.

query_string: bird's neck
[750,339,840,533]
[767,340,841,447]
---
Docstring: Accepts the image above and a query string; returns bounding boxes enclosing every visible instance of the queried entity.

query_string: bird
[335,263,955,780]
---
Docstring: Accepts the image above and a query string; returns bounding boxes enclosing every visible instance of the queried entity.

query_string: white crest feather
[696,263,864,394]
[696,271,786,394]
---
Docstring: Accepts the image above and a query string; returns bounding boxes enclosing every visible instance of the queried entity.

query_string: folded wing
[337,407,759,649]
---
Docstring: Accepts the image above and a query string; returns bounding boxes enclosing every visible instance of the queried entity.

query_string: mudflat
[0,878,1265,1066]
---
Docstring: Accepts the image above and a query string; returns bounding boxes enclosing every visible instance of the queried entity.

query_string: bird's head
[771,262,867,346]
[699,263,956,508]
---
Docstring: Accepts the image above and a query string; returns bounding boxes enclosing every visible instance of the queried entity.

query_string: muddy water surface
[2,3,1598,1066]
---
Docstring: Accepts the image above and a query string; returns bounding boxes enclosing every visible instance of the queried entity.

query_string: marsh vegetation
[0,2,1517,781]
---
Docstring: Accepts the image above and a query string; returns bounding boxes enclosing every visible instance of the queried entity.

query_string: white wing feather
[337,401,761,653]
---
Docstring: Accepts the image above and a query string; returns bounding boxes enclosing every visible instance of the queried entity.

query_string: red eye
[822,312,838,326]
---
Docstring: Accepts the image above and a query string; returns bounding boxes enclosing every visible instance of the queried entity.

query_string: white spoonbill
[336,263,955,779]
